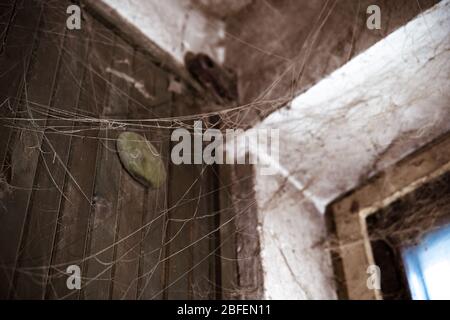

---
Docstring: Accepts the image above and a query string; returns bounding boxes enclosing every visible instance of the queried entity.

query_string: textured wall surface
[95,0,225,64]
[235,0,450,299]
[225,0,438,126]
[192,0,253,18]
[90,0,449,300]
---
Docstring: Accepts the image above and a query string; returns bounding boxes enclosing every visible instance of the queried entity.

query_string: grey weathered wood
[0,0,225,300]
[76,14,128,301]
[111,167,144,299]
[12,6,88,299]
[0,0,41,166]
[163,97,224,300]
[164,97,196,300]
[191,162,217,300]
[45,20,103,299]
[124,50,171,300]
[81,24,125,300]
[109,48,145,300]
[218,165,239,299]
[109,47,147,299]
[83,0,208,97]
[165,161,195,299]
[137,130,170,300]
[232,164,264,299]
[164,98,220,300]
[0,0,57,300]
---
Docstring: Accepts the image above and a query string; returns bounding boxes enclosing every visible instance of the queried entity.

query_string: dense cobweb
[0,0,441,300]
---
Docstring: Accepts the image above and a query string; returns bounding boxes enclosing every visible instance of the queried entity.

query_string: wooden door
[0,0,223,300]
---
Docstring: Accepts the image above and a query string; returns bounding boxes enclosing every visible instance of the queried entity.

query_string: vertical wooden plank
[108,45,144,301]
[210,163,223,300]
[165,156,195,299]
[111,163,144,299]
[0,0,224,301]
[191,162,217,300]
[218,165,239,299]
[77,16,120,299]
[188,115,220,300]
[137,128,170,300]
[231,164,264,299]
[45,18,104,299]
[45,117,98,300]
[164,96,200,300]
[11,2,89,299]
[82,130,120,300]
[163,99,223,300]
[81,27,129,300]
[134,52,171,300]
[0,0,41,166]
[0,0,63,300]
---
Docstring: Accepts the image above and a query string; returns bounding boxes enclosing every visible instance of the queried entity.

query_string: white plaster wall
[192,0,253,18]
[236,0,450,300]
[97,0,225,64]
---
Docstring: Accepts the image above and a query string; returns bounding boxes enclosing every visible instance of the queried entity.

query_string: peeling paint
[106,67,154,100]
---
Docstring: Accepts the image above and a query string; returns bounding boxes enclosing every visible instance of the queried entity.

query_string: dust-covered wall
[87,0,226,92]
[225,0,438,127]
[87,0,449,300]
[235,0,450,299]
[98,0,225,63]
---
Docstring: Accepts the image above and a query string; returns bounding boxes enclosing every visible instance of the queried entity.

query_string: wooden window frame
[326,132,450,300]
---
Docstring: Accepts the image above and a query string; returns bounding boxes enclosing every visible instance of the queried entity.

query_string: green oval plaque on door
[117,132,166,189]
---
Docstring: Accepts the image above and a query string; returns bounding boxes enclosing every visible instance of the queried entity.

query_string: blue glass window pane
[402,224,450,300]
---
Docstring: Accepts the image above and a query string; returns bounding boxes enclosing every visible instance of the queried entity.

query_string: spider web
[0,0,439,300]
